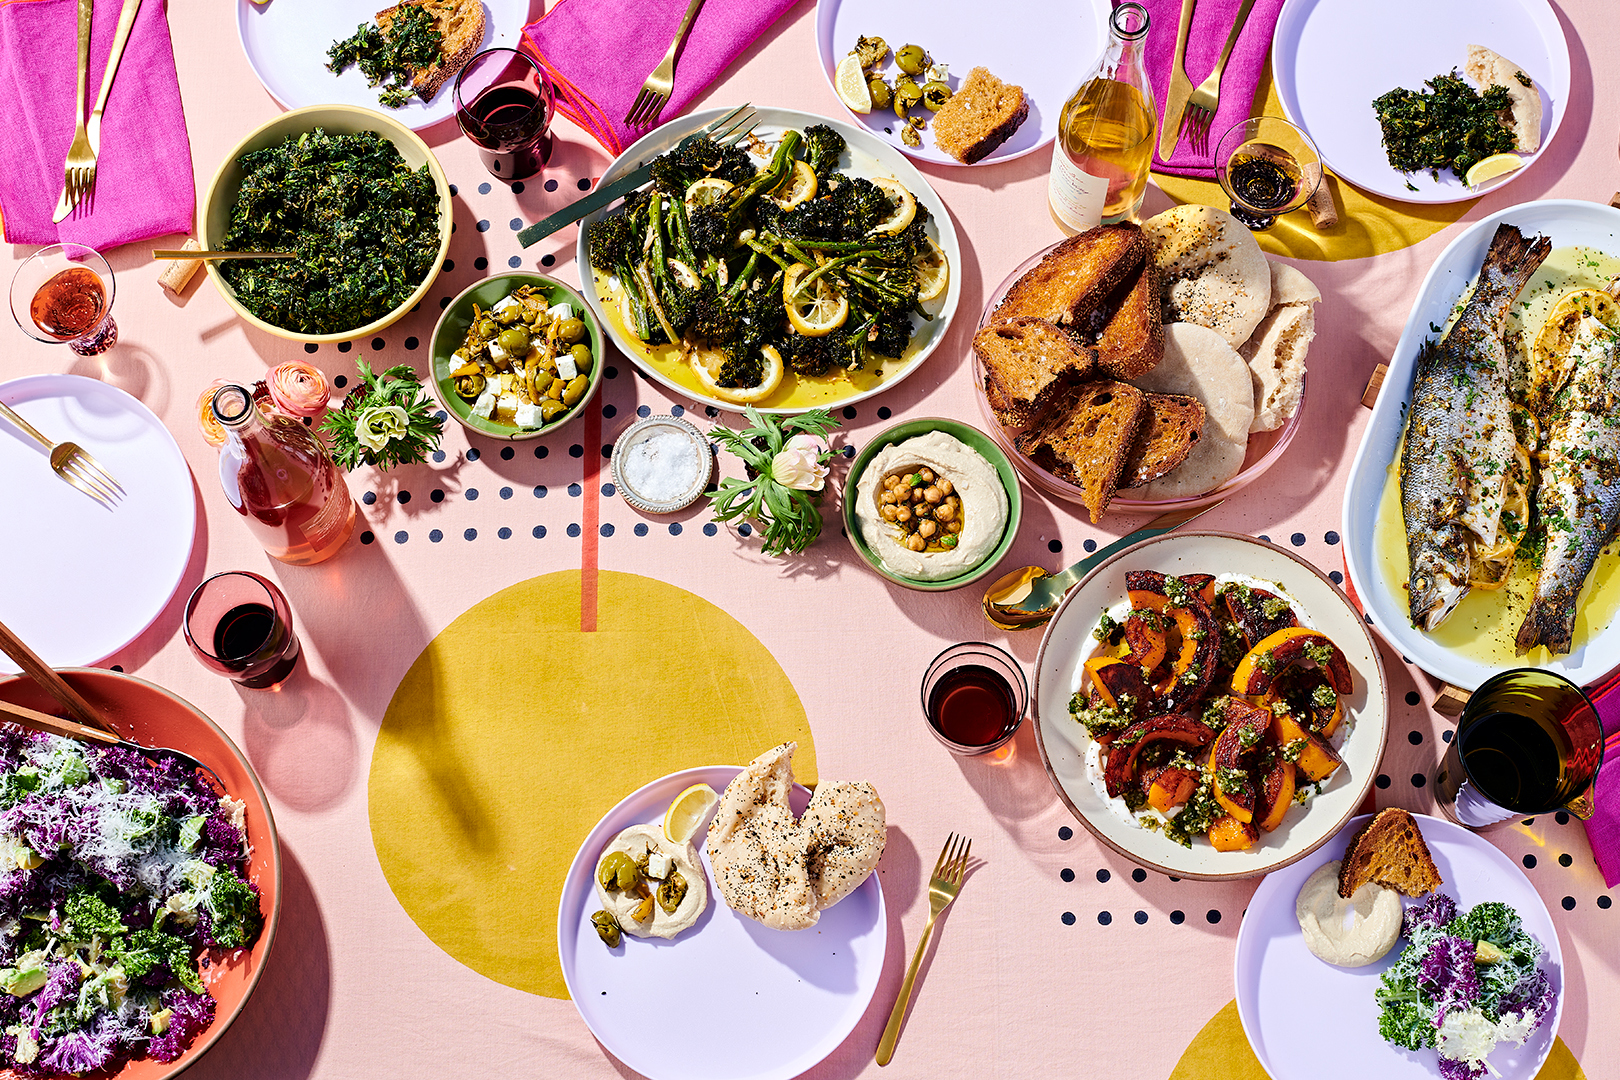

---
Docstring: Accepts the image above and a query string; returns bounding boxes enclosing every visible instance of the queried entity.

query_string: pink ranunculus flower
[771,433,830,491]
[265,361,330,417]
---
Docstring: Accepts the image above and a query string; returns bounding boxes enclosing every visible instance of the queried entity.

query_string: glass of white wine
[1214,116,1322,231]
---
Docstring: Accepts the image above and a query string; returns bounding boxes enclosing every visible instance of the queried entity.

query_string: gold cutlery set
[1160,0,1259,158]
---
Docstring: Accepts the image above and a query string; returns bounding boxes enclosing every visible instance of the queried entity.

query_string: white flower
[771,433,829,491]
[356,405,409,452]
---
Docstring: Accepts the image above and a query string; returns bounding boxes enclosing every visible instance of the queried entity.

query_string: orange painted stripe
[580,401,601,632]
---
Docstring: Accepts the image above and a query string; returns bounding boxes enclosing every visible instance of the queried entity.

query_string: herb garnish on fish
[219,130,441,336]
[327,6,443,109]
[1372,71,1517,182]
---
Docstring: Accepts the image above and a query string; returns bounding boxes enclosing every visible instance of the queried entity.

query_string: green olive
[539,399,569,422]
[894,77,922,118]
[921,80,953,111]
[657,870,688,914]
[453,373,486,401]
[895,44,926,76]
[474,317,499,340]
[494,303,522,326]
[867,77,893,110]
[596,851,639,892]
[556,317,586,344]
[590,910,621,948]
[496,327,531,354]
[562,375,589,407]
[569,343,594,374]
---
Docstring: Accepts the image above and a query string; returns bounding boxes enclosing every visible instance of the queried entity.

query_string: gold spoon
[982,502,1221,631]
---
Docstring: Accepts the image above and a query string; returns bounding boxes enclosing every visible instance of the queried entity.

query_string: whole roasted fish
[1516,311,1620,654]
[1401,224,1551,630]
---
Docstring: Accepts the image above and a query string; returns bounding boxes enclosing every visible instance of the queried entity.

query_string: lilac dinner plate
[1235,813,1563,1080]
[558,767,887,1080]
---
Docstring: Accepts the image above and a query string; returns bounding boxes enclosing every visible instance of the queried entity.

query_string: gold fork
[83,0,146,184]
[51,0,95,224]
[1182,0,1259,157]
[624,0,708,129]
[875,833,971,1066]
[0,401,124,510]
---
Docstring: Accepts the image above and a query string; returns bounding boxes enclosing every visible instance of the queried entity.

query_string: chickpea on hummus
[854,431,1008,581]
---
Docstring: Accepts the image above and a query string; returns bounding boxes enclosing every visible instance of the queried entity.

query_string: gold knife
[1157,0,1197,161]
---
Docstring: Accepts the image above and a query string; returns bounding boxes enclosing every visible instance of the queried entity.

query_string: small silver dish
[610,414,714,513]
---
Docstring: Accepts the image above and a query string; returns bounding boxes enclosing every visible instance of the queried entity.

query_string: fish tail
[1515,593,1576,655]
[1480,224,1553,299]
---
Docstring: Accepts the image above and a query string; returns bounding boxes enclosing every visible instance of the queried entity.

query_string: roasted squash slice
[1230,627,1354,698]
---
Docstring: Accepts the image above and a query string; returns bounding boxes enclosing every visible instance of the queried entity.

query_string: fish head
[1408,535,1470,631]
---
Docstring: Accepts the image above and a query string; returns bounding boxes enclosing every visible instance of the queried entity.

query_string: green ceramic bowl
[843,417,1024,592]
[429,273,605,441]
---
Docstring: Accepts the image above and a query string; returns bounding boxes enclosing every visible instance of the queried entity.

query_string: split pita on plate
[1143,205,1271,349]
[1130,322,1255,499]
[1465,44,1543,154]
[1239,262,1319,433]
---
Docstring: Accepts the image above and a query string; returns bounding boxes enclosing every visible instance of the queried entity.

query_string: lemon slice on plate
[913,235,948,303]
[664,783,720,844]
[783,263,849,337]
[688,340,785,404]
[835,54,872,114]
[1465,153,1524,190]
[685,177,734,210]
[768,160,818,210]
[869,177,916,235]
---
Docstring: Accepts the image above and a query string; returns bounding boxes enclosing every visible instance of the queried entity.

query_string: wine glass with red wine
[454,48,555,182]
[920,642,1028,755]
[183,571,302,690]
[9,243,117,355]
[1213,116,1322,231]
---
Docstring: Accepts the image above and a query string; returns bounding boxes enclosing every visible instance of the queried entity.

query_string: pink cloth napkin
[522,0,798,159]
[0,0,194,250]
[1579,669,1620,886]
[1131,0,1286,178]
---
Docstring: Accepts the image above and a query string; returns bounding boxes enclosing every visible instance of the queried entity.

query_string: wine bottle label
[298,478,354,547]
[1048,148,1108,233]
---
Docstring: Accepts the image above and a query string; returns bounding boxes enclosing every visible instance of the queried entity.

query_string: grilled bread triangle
[1096,260,1164,380]
[376,0,488,102]
[1337,808,1443,899]
[974,316,1097,427]
[1015,379,1148,522]
[993,224,1147,330]
[1119,392,1204,488]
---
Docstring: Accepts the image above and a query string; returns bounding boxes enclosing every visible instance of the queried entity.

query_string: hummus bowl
[843,418,1022,592]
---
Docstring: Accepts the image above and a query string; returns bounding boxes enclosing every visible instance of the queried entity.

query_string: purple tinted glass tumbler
[183,571,301,690]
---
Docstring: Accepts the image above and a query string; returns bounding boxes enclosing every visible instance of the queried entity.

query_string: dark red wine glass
[920,642,1029,756]
[183,571,301,689]
[454,48,555,182]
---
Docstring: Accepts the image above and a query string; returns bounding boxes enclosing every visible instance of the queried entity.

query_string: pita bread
[1143,205,1271,348]
[1129,323,1255,499]
[1240,261,1318,432]
[1465,45,1542,154]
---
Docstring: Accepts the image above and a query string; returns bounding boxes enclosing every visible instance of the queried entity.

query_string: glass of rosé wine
[9,243,117,355]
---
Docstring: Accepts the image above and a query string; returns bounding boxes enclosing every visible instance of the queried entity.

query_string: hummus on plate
[1295,859,1402,967]
[594,823,707,940]
[854,431,1008,581]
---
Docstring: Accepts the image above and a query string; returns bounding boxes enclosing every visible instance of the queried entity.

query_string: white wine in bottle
[1048,2,1156,232]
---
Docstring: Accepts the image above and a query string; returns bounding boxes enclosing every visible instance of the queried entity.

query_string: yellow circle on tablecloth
[368,570,816,999]
[1153,69,1474,261]
[1170,999,1586,1079]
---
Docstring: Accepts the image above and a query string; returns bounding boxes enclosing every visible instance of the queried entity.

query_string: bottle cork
[1304,165,1338,230]
[158,239,202,293]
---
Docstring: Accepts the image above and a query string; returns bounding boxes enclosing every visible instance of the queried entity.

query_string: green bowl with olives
[429,273,606,441]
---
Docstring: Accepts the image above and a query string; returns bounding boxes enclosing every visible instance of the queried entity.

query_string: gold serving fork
[51,0,95,222]
[875,833,972,1066]
[0,401,124,509]
[1182,0,1259,156]
[624,0,708,129]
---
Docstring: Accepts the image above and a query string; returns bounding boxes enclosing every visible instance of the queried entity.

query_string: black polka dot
[545,179,558,191]
[577,178,592,191]
[636,405,651,418]
[478,182,491,195]
[431,490,445,503]
[1523,818,1536,826]
[398,491,412,504]
[603,404,617,419]
[1095,869,1110,883]
[498,527,512,539]
[739,523,754,537]
[1442,730,1452,743]
[372,337,385,350]
[360,531,374,545]
[362,491,377,505]
[466,448,481,462]
[602,444,613,458]
[606,366,619,379]
[541,253,556,267]
[333,374,348,388]
[568,483,582,497]
[429,529,443,542]
[1058,826,1073,841]
[1325,531,1341,545]
[508,218,522,231]
[1562,896,1576,911]
[569,444,584,458]
[1168,877,1181,883]
[394,530,408,544]
[1559,853,1573,867]
[303,343,318,354]
[1523,854,1536,868]
[440,296,451,309]
[705,406,718,417]
[1410,772,1427,788]
[842,446,854,458]
[1048,540,1063,553]
[669,523,682,535]
[432,450,445,463]
[464,528,477,541]
[111,665,123,672]
[499,446,515,460]
[532,525,546,539]
[507,256,522,269]
[1405,691,1421,706]
[1329,570,1343,584]
[466,488,480,501]
[1097,911,1112,925]
[474,257,488,271]
[1376,774,1391,789]
[1083,539,1097,552]
[1061,912,1075,926]
[1290,533,1306,546]
[404,336,419,350]
[601,483,615,497]
[302,416,312,426]
[443,260,455,272]
[671,405,684,417]
[703,524,718,536]
[500,487,514,500]
[877,406,891,419]
[841,406,856,420]
[534,445,549,459]
[567,523,581,537]
[1598,895,1611,909]
[634,523,648,536]
[511,182,525,194]
[1408,731,1423,745]
[533,485,548,498]
[1132,869,1146,882]
[1134,911,1148,925]
[434,410,447,423]
[448,184,458,196]
[1060,868,1075,882]
[1556,811,1571,825]
[1206,910,1222,924]
[476,220,490,232]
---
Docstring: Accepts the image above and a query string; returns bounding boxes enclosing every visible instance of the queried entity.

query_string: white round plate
[1272,0,1570,203]
[557,766,887,1080]
[812,0,1110,166]
[1236,813,1563,1080]
[576,106,962,414]
[0,375,195,673]
[1031,531,1389,880]
[1342,199,1620,691]
[236,0,532,131]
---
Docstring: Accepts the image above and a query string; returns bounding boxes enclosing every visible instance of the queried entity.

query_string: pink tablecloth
[1,2,1618,1078]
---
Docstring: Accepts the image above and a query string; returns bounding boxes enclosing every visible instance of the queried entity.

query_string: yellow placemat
[1154,69,1474,261]
[369,570,816,999]
[1171,999,1585,1080]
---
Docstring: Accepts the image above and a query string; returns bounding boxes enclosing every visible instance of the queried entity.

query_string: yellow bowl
[199,103,453,344]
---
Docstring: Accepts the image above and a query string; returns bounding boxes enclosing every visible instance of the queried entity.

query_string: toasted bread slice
[974,317,1097,427]
[376,0,487,102]
[1097,260,1164,380]
[1119,392,1204,488]
[993,224,1147,330]
[1016,379,1147,522]
[931,67,1029,164]
[1337,808,1443,899]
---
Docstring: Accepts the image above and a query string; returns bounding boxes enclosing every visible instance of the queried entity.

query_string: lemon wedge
[688,340,785,404]
[1465,153,1524,190]
[664,783,720,844]
[913,235,948,303]
[835,54,873,114]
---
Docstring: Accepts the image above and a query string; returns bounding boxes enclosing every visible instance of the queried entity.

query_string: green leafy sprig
[708,407,840,556]
[319,357,445,471]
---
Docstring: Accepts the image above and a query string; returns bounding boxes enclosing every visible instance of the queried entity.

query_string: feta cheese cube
[556,353,578,381]
[471,390,497,419]
[498,393,521,417]
[491,295,522,318]
[487,339,510,364]
[514,402,543,428]
[645,851,671,879]
[546,302,573,320]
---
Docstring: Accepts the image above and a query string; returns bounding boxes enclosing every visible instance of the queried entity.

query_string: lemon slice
[913,235,948,303]
[669,259,702,290]
[869,177,916,235]
[768,160,818,210]
[835,54,873,114]
[784,263,849,337]
[664,783,720,845]
[684,177,734,210]
[688,340,785,404]
[1465,153,1524,190]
